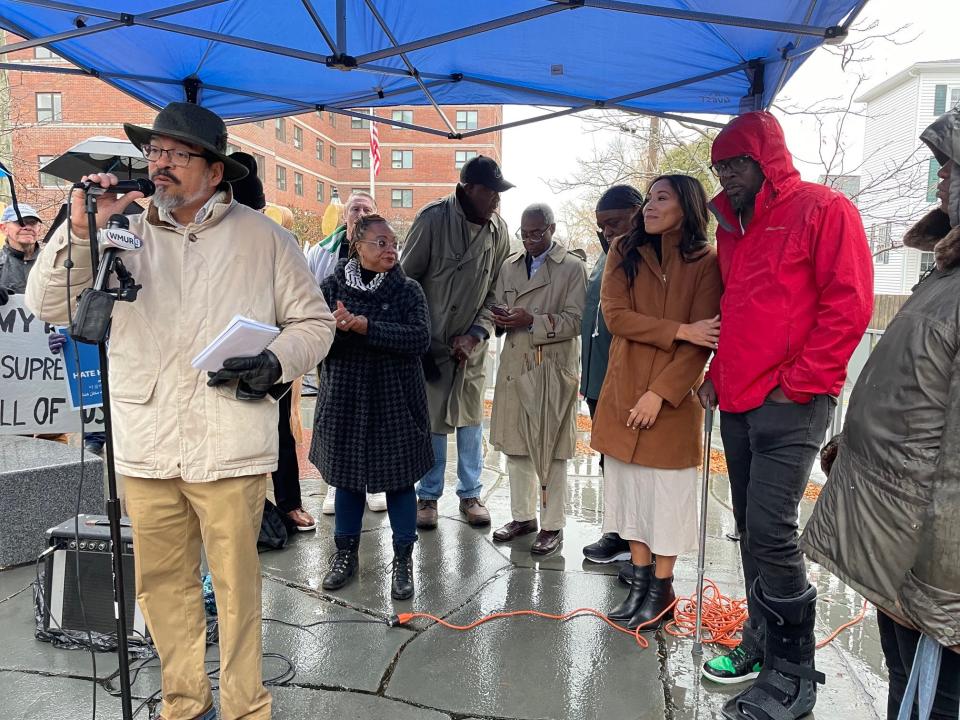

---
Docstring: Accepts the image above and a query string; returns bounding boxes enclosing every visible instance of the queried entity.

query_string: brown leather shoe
[492,519,538,543]
[531,529,563,555]
[458,497,491,526]
[416,499,438,529]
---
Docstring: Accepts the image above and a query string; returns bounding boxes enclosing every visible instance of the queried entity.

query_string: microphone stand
[82,192,138,720]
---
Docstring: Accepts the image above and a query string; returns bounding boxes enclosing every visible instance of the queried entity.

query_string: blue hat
[1,203,41,223]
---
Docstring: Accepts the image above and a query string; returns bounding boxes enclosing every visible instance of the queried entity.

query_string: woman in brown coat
[591,175,722,630]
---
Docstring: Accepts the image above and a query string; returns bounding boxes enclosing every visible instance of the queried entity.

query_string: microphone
[91,214,142,295]
[98,214,143,253]
[72,215,144,344]
[75,178,156,197]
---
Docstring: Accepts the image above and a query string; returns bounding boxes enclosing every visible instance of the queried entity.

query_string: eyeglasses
[356,238,402,252]
[141,144,206,168]
[710,155,754,178]
[516,227,549,241]
[12,218,40,228]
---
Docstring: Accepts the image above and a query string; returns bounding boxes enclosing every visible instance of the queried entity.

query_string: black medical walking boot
[608,563,653,621]
[322,535,359,591]
[391,541,415,600]
[627,574,676,631]
[722,582,823,720]
[583,532,631,563]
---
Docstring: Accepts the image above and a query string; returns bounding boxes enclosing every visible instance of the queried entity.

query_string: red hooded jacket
[707,111,873,413]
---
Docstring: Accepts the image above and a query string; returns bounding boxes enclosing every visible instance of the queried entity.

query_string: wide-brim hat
[124,102,248,182]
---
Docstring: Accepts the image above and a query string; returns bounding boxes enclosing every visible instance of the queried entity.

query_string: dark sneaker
[702,645,763,685]
[583,532,631,563]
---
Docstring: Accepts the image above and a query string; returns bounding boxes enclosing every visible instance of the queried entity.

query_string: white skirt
[601,455,699,557]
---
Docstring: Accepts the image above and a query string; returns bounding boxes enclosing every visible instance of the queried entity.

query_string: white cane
[692,404,714,657]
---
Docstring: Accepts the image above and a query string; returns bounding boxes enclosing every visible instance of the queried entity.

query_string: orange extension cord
[389,579,870,652]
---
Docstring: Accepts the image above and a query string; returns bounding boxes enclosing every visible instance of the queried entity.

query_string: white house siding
[872,249,907,294]
[860,65,960,293]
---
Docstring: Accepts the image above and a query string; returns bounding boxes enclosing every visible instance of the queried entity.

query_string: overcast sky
[498,0,958,236]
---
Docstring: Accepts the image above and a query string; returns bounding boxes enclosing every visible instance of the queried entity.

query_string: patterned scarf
[344,258,387,293]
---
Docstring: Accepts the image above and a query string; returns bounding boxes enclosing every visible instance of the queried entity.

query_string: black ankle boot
[627,574,676,631]
[391,541,415,600]
[322,535,359,591]
[608,563,653,621]
[723,582,823,720]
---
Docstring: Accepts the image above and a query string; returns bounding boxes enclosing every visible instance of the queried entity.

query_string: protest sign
[0,296,105,434]
[59,328,103,410]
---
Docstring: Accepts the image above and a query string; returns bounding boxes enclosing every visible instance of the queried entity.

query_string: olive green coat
[401,193,511,433]
[489,243,588,457]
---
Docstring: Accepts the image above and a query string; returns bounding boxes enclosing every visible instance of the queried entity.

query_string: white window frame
[391,189,413,208]
[455,150,478,169]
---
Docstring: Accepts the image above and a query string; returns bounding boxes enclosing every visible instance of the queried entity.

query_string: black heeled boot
[722,581,822,720]
[627,574,676,631]
[321,535,359,591]
[391,541,415,600]
[608,563,653,621]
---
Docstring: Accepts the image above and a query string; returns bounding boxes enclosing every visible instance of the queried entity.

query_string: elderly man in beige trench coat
[489,203,588,555]
[401,156,513,529]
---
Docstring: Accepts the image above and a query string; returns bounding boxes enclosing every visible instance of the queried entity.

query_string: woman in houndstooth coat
[309,214,433,601]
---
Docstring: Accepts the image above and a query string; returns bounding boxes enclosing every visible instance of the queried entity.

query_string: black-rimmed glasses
[710,155,754,178]
[141,144,206,168]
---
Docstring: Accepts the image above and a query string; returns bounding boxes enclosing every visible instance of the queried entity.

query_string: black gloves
[421,353,441,382]
[207,350,283,400]
[0,286,11,305]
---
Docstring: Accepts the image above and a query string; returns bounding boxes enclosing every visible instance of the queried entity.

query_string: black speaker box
[42,514,147,640]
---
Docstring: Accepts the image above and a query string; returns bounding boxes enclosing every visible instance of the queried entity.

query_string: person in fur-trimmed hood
[802,108,960,719]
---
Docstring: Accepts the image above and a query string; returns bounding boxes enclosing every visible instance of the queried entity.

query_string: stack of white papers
[191,315,280,372]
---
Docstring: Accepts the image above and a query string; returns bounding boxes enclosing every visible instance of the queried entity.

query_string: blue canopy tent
[1,0,869,136]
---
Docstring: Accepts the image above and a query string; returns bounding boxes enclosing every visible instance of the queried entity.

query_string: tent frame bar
[354,3,575,65]
[565,0,841,37]
[299,0,337,54]
[768,0,820,107]
[0,0,852,135]
[0,0,230,54]
[361,0,457,136]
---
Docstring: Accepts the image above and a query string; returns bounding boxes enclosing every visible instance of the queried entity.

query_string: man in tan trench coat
[401,156,513,529]
[489,203,587,555]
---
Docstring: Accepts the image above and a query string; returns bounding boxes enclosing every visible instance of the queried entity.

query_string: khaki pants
[123,474,271,720]
[506,455,567,531]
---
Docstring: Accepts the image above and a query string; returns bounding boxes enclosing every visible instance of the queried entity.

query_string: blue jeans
[334,486,417,546]
[416,426,483,500]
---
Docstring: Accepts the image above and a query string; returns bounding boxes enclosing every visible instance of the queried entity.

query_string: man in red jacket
[697,111,873,720]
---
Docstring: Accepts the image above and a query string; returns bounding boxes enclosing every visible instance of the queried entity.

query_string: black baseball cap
[459,155,514,192]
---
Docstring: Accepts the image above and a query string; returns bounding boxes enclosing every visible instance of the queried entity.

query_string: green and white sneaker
[702,645,763,685]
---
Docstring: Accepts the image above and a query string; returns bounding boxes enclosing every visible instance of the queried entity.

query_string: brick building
[0,36,503,239]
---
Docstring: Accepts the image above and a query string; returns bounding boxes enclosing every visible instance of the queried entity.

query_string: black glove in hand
[207,350,283,401]
[0,286,11,305]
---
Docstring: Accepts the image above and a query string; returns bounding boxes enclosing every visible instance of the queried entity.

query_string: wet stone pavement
[0,420,889,720]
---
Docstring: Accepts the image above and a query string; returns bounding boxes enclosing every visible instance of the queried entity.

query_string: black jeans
[720,394,834,624]
[272,390,302,514]
[879,612,960,719]
[334,485,418,546]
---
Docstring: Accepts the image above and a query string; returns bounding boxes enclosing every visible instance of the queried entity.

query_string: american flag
[369,116,381,177]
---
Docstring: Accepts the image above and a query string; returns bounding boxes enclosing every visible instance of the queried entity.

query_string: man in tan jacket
[489,203,587,555]
[26,102,335,720]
